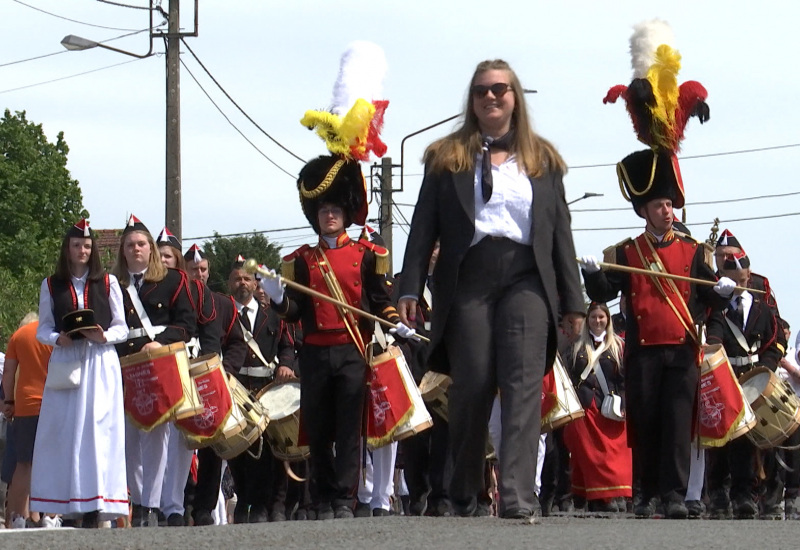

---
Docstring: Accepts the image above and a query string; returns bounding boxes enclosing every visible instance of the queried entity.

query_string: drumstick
[576,258,765,295]
[244,259,431,343]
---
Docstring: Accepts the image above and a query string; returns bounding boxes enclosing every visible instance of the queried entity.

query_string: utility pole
[165,0,182,240]
[379,156,394,265]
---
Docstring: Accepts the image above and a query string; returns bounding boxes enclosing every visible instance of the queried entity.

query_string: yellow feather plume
[646,44,682,150]
[301,99,376,159]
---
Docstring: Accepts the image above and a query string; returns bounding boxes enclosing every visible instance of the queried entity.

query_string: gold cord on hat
[616,150,659,202]
[299,159,346,199]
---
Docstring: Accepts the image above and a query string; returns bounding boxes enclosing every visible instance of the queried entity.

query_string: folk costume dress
[31,272,129,519]
[563,336,632,502]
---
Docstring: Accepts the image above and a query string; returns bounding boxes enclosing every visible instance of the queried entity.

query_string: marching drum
[176,354,234,448]
[739,367,800,449]
[367,345,432,449]
[120,342,203,430]
[541,354,584,433]
[419,371,452,422]
[698,344,756,448]
[256,380,310,462]
[210,373,269,460]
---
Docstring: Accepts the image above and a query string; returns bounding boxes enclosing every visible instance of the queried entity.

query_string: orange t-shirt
[5,321,52,416]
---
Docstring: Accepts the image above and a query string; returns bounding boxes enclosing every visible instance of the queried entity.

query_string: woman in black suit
[397,59,585,520]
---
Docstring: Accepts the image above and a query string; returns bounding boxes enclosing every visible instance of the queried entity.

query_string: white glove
[713,276,736,297]
[389,322,420,342]
[259,269,285,304]
[579,255,601,274]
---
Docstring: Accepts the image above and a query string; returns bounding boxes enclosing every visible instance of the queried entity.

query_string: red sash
[541,368,558,419]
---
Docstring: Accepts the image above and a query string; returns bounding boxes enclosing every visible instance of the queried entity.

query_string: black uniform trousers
[227,373,287,515]
[401,410,452,513]
[298,342,366,509]
[442,237,548,516]
[626,343,698,504]
[194,447,222,515]
[707,435,756,501]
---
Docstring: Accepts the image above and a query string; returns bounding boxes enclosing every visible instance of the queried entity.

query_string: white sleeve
[105,275,129,345]
[36,278,60,347]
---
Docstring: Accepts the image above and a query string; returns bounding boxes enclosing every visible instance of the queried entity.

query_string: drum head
[742,372,770,404]
[258,381,301,420]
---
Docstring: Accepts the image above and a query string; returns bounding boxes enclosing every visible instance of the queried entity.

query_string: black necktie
[240,306,252,333]
[729,296,744,328]
[133,273,143,291]
[480,129,514,203]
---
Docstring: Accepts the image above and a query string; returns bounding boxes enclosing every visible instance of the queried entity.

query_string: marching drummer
[183,244,249,526]
[112,215,196,527]
[705,236,784,520]
[227,259,295,524]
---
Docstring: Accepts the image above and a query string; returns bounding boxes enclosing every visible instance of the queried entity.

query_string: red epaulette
[281,244,312,283]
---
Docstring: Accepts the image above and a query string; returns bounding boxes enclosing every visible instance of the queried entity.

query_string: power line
[184,225,310,242]
[12,0,143,31]
[179,58,297,179]
[180,38,306,164]
[0,58,143,95]
[572,211,800,232]
[401,143,800,177]
[0,50,67,68]
[572,190,800,213]
[97,0,155,10]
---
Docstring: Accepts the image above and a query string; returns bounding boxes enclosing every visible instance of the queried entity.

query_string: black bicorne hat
[617,149,685,216]
[298,155,367,234]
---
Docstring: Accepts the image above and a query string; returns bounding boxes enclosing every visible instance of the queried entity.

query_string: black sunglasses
[471,82,512,98]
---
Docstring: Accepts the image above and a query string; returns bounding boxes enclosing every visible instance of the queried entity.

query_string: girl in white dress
[31,219,129,527]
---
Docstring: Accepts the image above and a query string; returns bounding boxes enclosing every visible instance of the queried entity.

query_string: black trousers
[707,435,756,500]
[193,447,222,514]
[299,343,366,509]
[227,373,287,512]
[443,237,548,515]
[783,428,800,499]
[626,343,698,503]
[401,411,451,508]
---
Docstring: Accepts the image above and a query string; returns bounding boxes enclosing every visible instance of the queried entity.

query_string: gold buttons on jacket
[318,323,324,328]
[314,302,320,307]
[157,303,163,308]
[680,337,685,343]
[684,266,689,272]
[353,262,359,267]
[354,281,360,286]
[640,339,646,344]
[359,246,364,252]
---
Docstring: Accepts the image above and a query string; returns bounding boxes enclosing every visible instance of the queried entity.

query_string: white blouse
[471,154,533,247]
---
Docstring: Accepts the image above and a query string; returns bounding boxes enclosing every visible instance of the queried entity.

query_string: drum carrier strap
[124,284,166,341]
[238,319,278,377]
[724,313,760,367]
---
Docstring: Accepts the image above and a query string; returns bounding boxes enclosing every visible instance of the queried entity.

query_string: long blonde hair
[572,303,624,369]
[424,59,567,178]
[112,230,167,286]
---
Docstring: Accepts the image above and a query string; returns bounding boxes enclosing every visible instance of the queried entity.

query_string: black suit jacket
[213,292,247,374]
[242,301,295,373]
[706,295,781,373]
[398,166,585,374]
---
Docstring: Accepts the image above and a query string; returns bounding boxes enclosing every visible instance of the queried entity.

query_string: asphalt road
[0,515,797,550]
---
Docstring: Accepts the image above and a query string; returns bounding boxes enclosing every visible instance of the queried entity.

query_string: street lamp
[60,34,153,59]
[567,192,604,206]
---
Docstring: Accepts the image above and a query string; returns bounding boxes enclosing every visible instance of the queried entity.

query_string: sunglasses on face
[471,82,512,98]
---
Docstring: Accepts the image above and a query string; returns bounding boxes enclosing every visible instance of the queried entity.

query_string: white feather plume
[629,19,675,79]
[330,41,387,116]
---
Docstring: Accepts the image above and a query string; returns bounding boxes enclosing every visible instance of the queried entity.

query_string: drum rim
[120,341,188,367]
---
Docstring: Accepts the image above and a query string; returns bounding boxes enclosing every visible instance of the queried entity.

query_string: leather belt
[239,366,273,378]
[730,354,759,367]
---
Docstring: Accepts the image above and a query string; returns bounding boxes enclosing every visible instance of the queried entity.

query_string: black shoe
[634,497,657,518]
[409,500,427,516]
[686,500,705,519]
[665,500,688,519]
[81,511,99,529]
[233,502,249,524]
[786,497,799,520]
[167,513,185,527]
[759,502,782,520]
[248,505,268,523]
[707,491,732,520]
[306,509,317,521]
[428,499,452,517]
[354,501,371,518]
[452,498,477,517]
[372,508,391,517]
[334,505,354,519]
[474,502,492,517]
[130,504,144,527]
[156,508,167,527]
[318,504,334,521]
[269,510,286,522]
[501,507,540,524]
[733,496,758,519]
[294,509,308,521]
[588,499,618,513]
[400,494,411,516]
[193,509,214,526]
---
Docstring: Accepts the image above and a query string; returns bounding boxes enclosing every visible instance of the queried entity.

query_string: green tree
[201,232,282,293]
[0,110,86,346]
